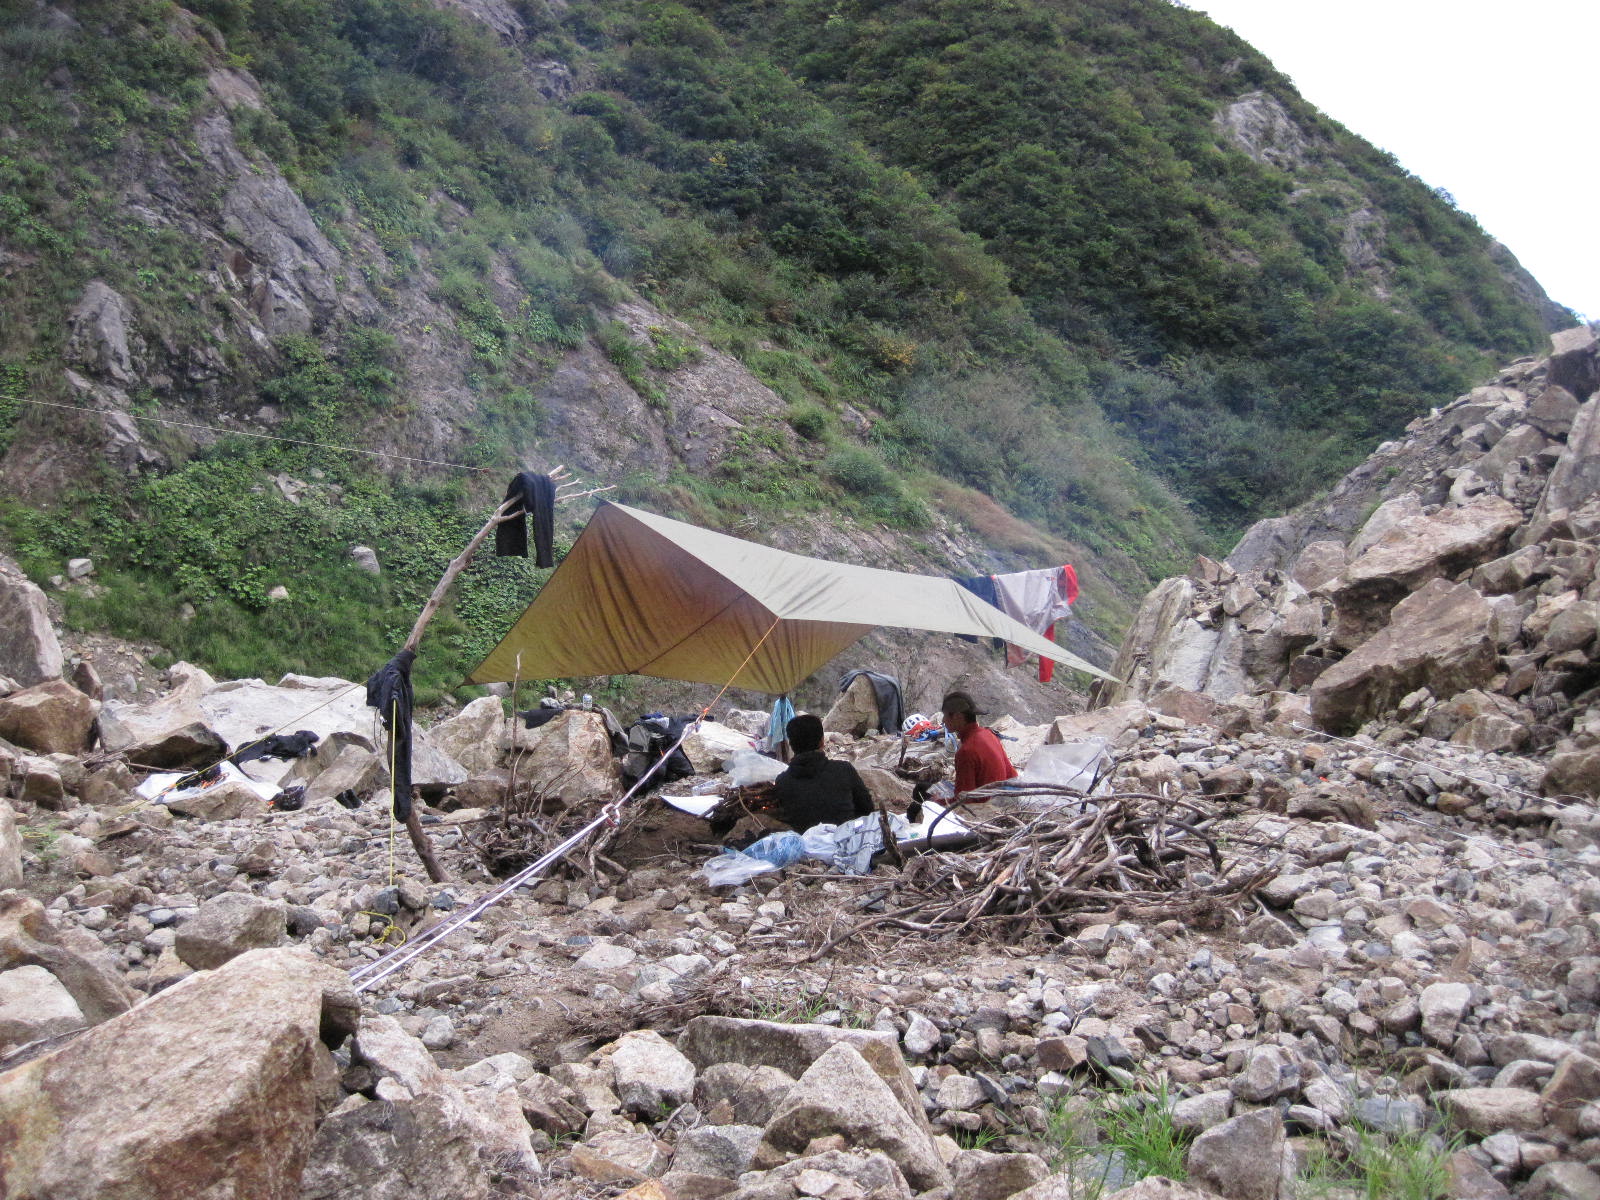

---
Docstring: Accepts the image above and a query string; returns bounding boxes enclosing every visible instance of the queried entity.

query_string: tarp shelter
[468,502,1117,695]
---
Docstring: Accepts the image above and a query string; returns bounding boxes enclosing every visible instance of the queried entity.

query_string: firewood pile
[785,784,1282,959]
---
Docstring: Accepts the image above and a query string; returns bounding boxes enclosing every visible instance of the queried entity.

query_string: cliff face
[1098,324,1600,796]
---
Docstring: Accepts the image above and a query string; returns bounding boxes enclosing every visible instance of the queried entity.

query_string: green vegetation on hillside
[0,0,1557,691]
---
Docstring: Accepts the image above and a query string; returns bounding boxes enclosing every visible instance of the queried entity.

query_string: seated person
[769,714,875,832]
[941,690,1018,798]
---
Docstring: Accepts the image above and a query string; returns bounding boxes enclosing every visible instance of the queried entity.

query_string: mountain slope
[0,0,1568,700]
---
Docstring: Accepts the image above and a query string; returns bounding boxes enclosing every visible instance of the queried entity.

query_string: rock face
[1097,329,1600,760]
[0,559,63,687]
[0,947,348,1199]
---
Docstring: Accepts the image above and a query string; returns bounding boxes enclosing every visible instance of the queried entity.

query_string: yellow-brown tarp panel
[468,502,1116,694]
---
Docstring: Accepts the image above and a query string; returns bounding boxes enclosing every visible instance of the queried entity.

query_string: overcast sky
[1192,0,1597,324]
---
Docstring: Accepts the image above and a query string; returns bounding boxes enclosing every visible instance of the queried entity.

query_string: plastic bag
[699,830,806,887]
[701,852,780,887]
[1019,738,1111,796]
[726,748,788,787]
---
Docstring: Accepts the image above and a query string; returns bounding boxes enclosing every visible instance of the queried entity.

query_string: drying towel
[366,648,417,822]
[992,566,1076,681]
[495,472,558,567]
[951,575,1005,649]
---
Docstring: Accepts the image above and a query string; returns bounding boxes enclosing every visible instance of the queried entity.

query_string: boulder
[754,1042,949,1191]
[425,696,505,775]
[1543,1052,1600,1135]
[0,891,134,1025]
[1545,748,1600,799]
[1291,540,1347,592]
[0,948,349,1199]
[1420,981,1473,1046]
[66,280,135,382]
[299,1092,491,1200]
[0,964,87,1048]
[0,679,97,755]
[1104,1182,1228,1200]
[1529,384,1582,437]
[198,673,376,753]
[1310,580,1497,734]
[1524,1162,1600,1200]
[514,710,621,801]
[1185,1107,1285,1200]
[1048,703,1152,746]
[1547,325,1599,403]
[174,892,287,970]
[823,674,881,737]
[1543,392,1600,519]
[1329,497,1521,645]
[1438,1087,1544,1134]
[600,1028,697,1115]
[678,1017,927,1133]
[0,559,63,687]
[671,1124,764,1178]
[569,1127,670,1184]
[694,1062,796,1127]
[166,778,272,820]
[99,663,226,769]
[323,1013,538,1194]
[301,744,386,808]
[950,1148,1051,1200]
[683,720,754,768]
[760,1148,913,1200]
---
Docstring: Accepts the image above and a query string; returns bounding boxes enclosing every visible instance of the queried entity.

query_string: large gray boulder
[1328,496,1520,646]
[753,1042,950,1191]
[99,663,226,769]
[0,948,351,1200]
[0,559,62,687]
[175,893,287,970]
[424,696,505,775]
[1310,580,1497,734]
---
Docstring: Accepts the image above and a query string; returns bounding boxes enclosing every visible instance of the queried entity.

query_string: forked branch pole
[396,474,611,881]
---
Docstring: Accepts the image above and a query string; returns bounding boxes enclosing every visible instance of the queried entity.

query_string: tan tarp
[469,502,1116,694]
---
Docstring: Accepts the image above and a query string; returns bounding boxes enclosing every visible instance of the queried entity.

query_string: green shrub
[825,445,897,498]
[787,402,829,440]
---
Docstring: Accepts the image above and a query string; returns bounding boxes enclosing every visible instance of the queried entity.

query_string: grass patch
[1044,1079,1192,1198]
[1298,1120,1455,1200]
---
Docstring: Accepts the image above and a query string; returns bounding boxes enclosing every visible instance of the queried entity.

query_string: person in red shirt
[940,691,1018,798]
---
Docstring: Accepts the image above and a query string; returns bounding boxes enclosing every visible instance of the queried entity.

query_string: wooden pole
[404,496,521,653]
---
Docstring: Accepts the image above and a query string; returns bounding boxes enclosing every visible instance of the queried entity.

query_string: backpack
[621,714,695,788]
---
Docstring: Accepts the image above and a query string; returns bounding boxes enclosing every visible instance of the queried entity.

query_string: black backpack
[620,715,695,788]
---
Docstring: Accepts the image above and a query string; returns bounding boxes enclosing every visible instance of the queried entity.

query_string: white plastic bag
[1020,738,1111,795]
[726,748,788,787]
[700,852,780,887]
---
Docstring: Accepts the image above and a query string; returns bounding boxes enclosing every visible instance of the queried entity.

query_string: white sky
[1191,0,1598,324]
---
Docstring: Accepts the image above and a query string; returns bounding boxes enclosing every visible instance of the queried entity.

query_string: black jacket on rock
[770,751,874,833]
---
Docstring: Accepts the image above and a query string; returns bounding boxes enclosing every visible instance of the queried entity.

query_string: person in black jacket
[769,714,874,833]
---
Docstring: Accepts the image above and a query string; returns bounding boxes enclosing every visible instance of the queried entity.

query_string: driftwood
[793,785,1278,962]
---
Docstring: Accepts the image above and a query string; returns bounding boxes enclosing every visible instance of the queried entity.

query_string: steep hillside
[0,0,1566,701]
